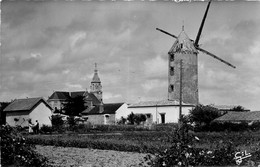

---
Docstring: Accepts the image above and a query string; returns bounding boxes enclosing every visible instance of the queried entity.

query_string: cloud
[70,31,87,48]
[103,92,122,102]
[1,1,260,111]
[143,55,168,79]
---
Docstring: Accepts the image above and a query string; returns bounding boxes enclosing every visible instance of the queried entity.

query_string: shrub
[189,104,221,129]
[197,121,260,132]
[40,125,53,134]
[146,117,239,166]
[126,112,147,125]
[50,115,64,133]
[0,125,51,167]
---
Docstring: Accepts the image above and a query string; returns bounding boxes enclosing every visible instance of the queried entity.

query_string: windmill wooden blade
[156,28,178,39]
[194,0,212,47]
[196,47,236,68]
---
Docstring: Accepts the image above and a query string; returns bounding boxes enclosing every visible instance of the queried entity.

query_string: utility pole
[179,59,183,127]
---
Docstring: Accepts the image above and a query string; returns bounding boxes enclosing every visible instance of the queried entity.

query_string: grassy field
[26,130,260,154]
[26,130,260,166]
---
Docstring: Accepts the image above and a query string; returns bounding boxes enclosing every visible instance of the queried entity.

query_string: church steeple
[92,63,101,83]
[90,63,103,102]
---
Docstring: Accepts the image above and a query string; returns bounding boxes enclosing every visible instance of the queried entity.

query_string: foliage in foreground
[145,117,260,166]
[0,125,51,167]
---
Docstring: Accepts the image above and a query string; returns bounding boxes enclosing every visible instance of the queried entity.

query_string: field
[26,130,260,166]
[35,145,150,167]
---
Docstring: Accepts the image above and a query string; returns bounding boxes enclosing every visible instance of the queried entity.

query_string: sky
[1,0,260,110]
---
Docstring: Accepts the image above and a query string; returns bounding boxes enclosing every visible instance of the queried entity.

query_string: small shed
[4,97,53,127]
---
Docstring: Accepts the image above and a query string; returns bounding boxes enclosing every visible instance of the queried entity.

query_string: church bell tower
[90,63,103,102]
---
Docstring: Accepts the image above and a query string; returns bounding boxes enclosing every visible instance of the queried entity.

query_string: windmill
[157,0,235,105]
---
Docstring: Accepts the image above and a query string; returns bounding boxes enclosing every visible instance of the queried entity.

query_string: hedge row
[195,121,260,132]
[40,123,179,134]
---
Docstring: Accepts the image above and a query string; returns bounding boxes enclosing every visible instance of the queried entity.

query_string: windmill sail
[196,47,236,68]
[156,28,177,39]
[194,0,212,47]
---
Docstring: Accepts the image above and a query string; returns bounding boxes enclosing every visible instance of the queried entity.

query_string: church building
[47,63,104,114]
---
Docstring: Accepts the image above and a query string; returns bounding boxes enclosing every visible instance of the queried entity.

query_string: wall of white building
[128,105,193,123]
[6,111,30,127]
[6,102,52,127]
[115,103,131,121]
[29,102,52,127]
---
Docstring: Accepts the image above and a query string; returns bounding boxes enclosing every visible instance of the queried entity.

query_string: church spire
[182,20,184,31]
[90,63,103,102]
[92,63,101,83]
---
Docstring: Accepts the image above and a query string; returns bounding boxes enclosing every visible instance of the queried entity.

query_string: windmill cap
[168,30,198,55]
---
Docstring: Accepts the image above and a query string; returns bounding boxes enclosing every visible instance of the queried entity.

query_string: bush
[50,115,64,133]
[127,112,147,125]
[146,117,239,166]
[0,125,51,166]
[40,125,53,134]
[196,121,260,132]
[189,104,221,129]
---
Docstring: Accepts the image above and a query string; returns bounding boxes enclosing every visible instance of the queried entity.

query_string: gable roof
[48,91,101,105]
[48,91,70,100]
[84,92,101,105]
[213,111,260,122]
[104,103,124,114]
[4,97,52,112]
[70,91,85,98]
[128,100,194,108]
[82,103,123,115]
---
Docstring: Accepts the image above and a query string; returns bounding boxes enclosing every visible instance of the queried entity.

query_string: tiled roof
[104,103,124,114]
[70,91,85,98]
[168,30,198,55]
[128,100,194,108]
[209,104,249,111]
[86,106,100,115]
[4,97,52,112]
[48,91,70,100]
[84,92,102,105]
[214,111,260,122]
[82,103,124,115]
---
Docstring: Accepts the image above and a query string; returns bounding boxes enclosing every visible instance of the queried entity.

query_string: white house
[115,103,131,121]
[81,102,129,125]
[4,97,53,128]
[128,100,194,124]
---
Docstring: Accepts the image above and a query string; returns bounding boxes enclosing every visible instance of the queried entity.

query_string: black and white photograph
[1,0,260,166]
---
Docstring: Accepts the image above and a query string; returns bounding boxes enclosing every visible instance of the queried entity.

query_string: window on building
[170,66,174,76]
[170,54,174,61]
[169,85,174,92]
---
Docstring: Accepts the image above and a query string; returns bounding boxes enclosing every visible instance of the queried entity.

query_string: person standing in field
[34,120,39,134]
[28,119,34,134]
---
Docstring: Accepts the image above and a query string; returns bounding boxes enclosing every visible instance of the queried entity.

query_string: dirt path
[35,145,152,167]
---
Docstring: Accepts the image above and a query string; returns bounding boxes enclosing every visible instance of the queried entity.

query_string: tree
[127,112,135,125]
[117,116,127,124]
[63,95,85,116]
[126,112,147,125]
[189,104,221,127]
[50,115,64,127]
[232,105,247,112]
[134,114,147,125]
[0,102,10,125]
